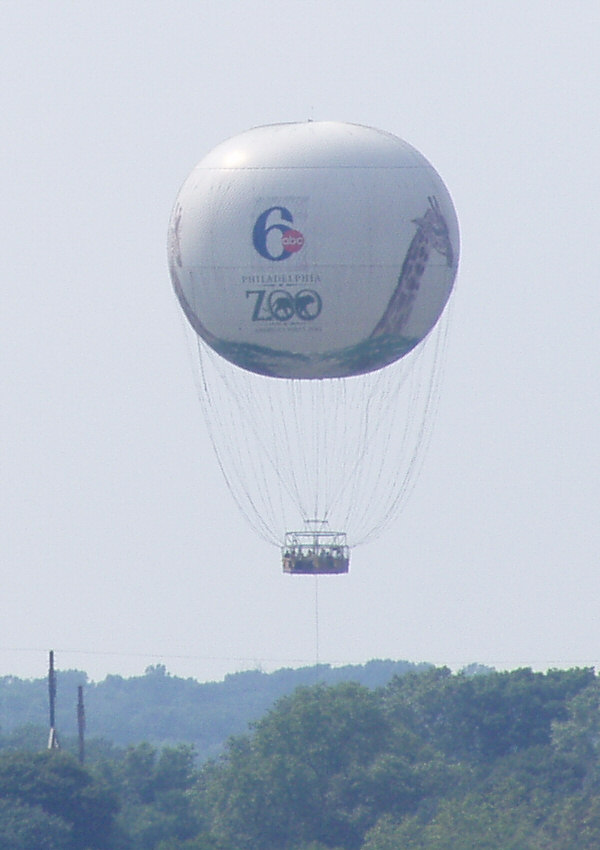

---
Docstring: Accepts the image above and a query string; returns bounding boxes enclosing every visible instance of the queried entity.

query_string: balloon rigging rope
[182,301,452,549]
[314,576,320,670]
[335,360,410,543]
[198,344,279,546]
[356,308,452,545]
[178,317,273,542]
[206,350,304,539]
[355,362,421,541]
[283,381,306,516]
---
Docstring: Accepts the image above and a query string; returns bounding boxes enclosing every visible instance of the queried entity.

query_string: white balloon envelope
[168,121,459,379]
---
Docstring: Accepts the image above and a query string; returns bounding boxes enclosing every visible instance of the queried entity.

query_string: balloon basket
[282,524,349,575]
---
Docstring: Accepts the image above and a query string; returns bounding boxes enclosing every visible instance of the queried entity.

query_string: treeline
[1,665,599,849]
[0,659,426,759]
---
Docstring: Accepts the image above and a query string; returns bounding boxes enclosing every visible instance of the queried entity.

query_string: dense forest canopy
[1,665,599,849]
[0,660,427,759]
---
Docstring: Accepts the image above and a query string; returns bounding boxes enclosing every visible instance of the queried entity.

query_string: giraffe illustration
[169,201,184,268]
[370,196,454,339]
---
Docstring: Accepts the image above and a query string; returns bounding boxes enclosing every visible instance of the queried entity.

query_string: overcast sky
[2,1,599,684]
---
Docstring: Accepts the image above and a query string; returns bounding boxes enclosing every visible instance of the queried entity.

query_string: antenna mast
[47,650,60,750]
[77,685,85,764]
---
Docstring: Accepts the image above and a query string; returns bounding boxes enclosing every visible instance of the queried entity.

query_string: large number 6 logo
[253,207,304,261]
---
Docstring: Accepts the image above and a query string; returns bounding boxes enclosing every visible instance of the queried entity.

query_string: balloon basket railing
[282,523,349,575]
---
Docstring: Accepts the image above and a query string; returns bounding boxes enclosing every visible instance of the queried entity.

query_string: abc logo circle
[281,229,304,253]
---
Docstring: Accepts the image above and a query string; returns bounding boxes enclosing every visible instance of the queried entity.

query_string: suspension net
[181,309,451,549]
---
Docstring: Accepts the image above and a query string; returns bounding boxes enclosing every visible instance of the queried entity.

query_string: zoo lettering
[246,289,322,322]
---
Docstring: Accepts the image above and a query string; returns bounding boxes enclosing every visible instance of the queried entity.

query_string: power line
[0,646,597,673]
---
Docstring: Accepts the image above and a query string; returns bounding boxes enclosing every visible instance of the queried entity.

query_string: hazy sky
[2,1,599,683]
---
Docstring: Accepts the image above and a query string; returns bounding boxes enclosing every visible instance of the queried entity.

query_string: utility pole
[47,650,60,750]
[77,685,85,764]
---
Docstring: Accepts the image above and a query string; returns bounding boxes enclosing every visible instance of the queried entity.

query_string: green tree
[0,722,47,752]
[383,666,594,762]
[0,750,118,849]
[552,678,600,788]
[155,838,234,850]
[539,793,600,849]
[103,743,203,849]
[201,682,430,850]
[363,794,539,850]
[0,798,73,850]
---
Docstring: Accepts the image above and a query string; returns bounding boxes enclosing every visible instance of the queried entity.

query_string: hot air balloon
[168,122,459,573]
